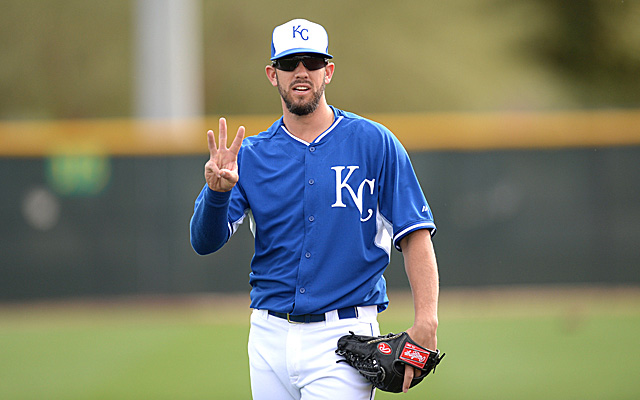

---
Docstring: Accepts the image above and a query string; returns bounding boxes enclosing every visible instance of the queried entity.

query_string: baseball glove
[335,331,444,393]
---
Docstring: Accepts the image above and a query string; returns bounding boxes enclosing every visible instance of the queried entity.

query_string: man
[190,18,440,399]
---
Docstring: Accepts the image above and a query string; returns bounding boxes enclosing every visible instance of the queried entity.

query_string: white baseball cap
[271,19,332,60]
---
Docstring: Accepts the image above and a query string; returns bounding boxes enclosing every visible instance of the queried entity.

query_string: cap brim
[271,48,333,60]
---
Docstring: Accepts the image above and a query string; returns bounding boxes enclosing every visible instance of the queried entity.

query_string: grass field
[1,286,639,400]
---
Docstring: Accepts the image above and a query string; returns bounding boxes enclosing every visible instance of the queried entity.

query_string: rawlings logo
[399,343,429,369]
[377,343,392,355]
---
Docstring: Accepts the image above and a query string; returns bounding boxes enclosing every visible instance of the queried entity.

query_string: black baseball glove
[335,331,444,393]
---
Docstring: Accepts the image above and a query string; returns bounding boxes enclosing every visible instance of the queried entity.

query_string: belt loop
[324,309,339,323]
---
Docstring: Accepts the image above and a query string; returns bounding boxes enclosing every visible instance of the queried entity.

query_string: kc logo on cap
[271,18,332,60]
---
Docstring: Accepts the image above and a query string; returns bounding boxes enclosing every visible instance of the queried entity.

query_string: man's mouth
[292,83,311,93]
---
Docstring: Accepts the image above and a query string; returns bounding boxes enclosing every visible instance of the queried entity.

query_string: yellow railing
[2,109,640,157]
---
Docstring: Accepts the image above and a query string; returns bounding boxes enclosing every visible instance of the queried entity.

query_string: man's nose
[293,61,310,75]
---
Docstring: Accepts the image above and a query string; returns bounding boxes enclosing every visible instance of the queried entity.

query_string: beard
[277,73,326,116]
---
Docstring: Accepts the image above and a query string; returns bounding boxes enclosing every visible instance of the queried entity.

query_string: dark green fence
[1,147,638,301]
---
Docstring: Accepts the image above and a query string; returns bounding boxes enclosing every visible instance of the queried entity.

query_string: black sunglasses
[272,55,328,71]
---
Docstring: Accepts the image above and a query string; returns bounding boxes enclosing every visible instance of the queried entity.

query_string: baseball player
[190,18,440,399]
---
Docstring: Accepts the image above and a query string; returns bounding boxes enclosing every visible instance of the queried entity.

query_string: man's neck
[282,102,334,144]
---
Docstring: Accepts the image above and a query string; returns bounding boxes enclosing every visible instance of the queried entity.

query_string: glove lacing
[336,331,387,385]
[336,350,385,384]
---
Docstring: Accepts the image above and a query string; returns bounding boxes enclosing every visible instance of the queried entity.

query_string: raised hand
[205,118,245,192]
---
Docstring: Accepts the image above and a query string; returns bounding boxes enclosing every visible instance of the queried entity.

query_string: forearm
[400,229,439,348]
[189,185,232,255]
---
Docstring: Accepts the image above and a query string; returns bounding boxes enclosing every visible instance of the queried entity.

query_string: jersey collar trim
[280,115,344,146]
[314,116,343,143]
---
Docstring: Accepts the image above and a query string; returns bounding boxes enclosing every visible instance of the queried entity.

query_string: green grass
[0,300,254,400]
[379,315,640,400]
[1,288,639,400]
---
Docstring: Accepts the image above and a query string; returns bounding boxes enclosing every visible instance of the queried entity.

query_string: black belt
[268,307,358,323]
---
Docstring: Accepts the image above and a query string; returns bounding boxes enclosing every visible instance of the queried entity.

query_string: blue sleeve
[189,185,232,255]
[378,131,436,251]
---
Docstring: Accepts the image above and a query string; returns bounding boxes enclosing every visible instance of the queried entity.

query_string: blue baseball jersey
[190,107,435,315]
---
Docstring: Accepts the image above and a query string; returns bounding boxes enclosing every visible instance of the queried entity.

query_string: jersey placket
[293,142,321,313]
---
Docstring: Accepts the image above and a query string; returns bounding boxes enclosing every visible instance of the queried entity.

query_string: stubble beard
[277,73,326,116]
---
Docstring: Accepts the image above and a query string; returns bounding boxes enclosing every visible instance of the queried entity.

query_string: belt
[268,307,358,323]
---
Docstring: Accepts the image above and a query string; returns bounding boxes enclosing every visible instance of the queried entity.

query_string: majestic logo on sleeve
[331,166,375,222]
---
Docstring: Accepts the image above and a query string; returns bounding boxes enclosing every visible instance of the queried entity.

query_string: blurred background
[1,1,640,399]
[1,0,639,300]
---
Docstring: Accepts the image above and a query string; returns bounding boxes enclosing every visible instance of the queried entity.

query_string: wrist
[413,318,438,333]
[413,316,438,335]
[204,186,232,206]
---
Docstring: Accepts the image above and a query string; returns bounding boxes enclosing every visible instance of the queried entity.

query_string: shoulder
[239,118,283,152]
[336,108,387,131]
[334,108,404,149]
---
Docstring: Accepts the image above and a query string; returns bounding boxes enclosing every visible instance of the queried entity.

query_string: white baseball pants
[248,306,380,400]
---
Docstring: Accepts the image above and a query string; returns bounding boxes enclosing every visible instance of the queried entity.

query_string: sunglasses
[272,55,328,71]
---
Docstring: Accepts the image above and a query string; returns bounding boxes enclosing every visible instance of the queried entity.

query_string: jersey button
[308,215,315,222]
[305,252,311,259]
[299,288,306,294]
[309,146,316,152]
[308,178,315,185]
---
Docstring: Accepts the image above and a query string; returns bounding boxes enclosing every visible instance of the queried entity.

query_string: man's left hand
[403,324,437,393]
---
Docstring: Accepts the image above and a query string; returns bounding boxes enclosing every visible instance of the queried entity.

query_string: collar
[279,106,343,146]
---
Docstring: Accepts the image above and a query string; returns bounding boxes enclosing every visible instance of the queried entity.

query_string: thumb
[219,168,238,183]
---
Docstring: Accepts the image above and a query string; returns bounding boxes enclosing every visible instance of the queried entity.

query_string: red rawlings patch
[377,342,392,355]
[399,342,429,369]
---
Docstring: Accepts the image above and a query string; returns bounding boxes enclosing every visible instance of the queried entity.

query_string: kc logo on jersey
[331,166,376,222]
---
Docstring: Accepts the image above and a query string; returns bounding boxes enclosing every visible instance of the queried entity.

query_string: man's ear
[324,63,335,84]
[265,65,278,87]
